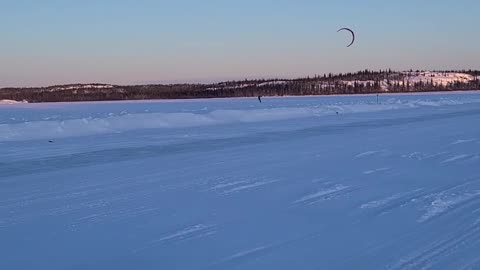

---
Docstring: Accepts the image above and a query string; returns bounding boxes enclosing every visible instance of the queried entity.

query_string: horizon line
[2,68,479,89]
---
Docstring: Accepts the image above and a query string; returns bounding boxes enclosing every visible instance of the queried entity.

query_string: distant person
[258,96,262,103]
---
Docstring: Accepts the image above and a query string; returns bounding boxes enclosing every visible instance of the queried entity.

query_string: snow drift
[0,99,28,105]
[1,95,480,142]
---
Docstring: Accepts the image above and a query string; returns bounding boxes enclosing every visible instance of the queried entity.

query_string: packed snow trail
[1,93,480,270]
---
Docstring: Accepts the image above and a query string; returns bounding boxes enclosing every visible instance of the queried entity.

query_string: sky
[1,0,479,87]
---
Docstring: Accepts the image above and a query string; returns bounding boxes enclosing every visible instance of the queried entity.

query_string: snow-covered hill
[403,71,475,86]
[337,71,477,92]
[48,84,114,92]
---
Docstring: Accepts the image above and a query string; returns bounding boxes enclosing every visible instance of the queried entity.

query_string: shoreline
[1,90,479,107]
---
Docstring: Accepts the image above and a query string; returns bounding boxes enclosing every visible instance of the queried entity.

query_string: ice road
[1,92,480,270]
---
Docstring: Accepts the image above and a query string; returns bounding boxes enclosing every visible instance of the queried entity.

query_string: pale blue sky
[1,0,479,87]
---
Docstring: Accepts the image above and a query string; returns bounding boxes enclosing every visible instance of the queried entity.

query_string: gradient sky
[1,0,479,87]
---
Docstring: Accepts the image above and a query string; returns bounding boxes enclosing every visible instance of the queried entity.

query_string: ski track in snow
[150,224,216,244]
[219,180,278,195]
[212,245,271,267]
[208,181,250,191]
[203,176,279,196]
[458,257,480,270]
[355,151,383,158]
[441,154,471,164]
[363,167,391,175]
[133,224,217,253]
[355,150,388,159]
[451,139,477,145]
[388,222,480,270]
[416,177,480,223]
[0,170,206,228]
[418,191,480,223]
[358,188,430,218]
[358,177,480,222]
[360,189,425,210]
[401,151,449,161]
[293,184,352,205]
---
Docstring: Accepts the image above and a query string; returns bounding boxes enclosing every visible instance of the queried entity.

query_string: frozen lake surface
[1,92,480,269]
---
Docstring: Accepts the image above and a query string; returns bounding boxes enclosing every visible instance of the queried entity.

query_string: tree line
[1,70,479,103]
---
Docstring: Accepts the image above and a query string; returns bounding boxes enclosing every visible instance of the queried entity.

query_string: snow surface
[405,71,475,86]
[0,99,28,105]
[50,84,114,91]
[1,92,480,269]
[335,71,476,91]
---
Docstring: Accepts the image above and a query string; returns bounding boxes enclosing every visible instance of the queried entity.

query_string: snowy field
[1,92,480,270]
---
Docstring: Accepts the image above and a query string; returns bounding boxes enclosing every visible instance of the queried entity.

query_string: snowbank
[0,99,28,105]
[1,97,480,142]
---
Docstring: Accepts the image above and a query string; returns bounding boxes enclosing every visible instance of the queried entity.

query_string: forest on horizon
[1,69,479,103]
